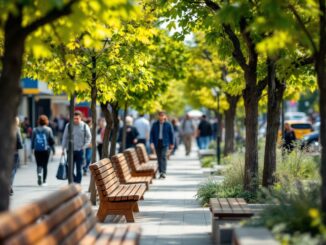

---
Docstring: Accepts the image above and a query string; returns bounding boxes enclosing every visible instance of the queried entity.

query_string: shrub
[196,177,220,206]
[246,181,324,243]
[200,156,216,168]
[196,178,258,206]
[222,153,245,187]
[196,152,263,206]
[276,147,320,183]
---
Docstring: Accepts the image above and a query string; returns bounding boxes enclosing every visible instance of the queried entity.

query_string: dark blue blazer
[150,121,174,148]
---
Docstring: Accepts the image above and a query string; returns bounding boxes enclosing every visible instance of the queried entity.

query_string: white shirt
[159,123,163,139]
[134,117,150,140]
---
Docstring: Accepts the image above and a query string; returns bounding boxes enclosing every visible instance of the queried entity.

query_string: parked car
[301,131,320,152]
[286,120,314,140]
[278,120,314,144]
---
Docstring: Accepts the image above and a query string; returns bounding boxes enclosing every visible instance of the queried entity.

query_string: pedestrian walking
[171,118,180,155]
[22,116,33,161]
[62,111,91,183]
[150,111,174,179]
[96,118,106,159]
[83,118,92,176]
[118,116,139,152]
[10,117,23,194]
[282,122,297,153]
[180,114,195,156]
[197,115,212,149]
[31,115,55,186]
[134,114,150,149]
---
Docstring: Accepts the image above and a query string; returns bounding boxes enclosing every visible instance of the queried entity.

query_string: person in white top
[134,114,150,147]
[180,114,195,156]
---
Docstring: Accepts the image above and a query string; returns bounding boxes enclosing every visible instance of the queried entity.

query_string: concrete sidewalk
[10,146,212,245]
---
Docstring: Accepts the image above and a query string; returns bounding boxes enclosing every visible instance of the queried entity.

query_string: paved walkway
[10,146,212,245]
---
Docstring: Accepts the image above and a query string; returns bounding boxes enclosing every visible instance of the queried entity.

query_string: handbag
[56,155,68,180]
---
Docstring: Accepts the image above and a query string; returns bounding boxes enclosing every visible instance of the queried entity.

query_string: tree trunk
[262,59,285,187]
[0,11,25,211]
[243,70,260,193]
[317,0,326,222]
[224,94,240,156]
[109,103,119,157]
[89,56,97,205]
[100,102,113,158]
[121,103,128,152]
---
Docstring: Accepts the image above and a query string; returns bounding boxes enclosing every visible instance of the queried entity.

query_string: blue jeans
[11,153,20,186]
[73,150,84,183]
[199,136,210,149]
[156,145,168,174]
[83,148,92,173]
[196,137,201,149]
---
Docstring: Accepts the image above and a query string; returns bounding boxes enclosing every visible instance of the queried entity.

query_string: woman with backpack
[31,115,55,186]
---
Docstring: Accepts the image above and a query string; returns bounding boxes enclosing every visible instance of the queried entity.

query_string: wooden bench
[136,143,157,162]
[209,198,254,245]
[89,159,146,222]
[0,184,141,245]
[111,154,152,190]
[124,148,157,178]
[232,227,279,245]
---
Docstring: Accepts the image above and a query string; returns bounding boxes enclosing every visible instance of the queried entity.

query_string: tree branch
[239,17,257,68]
[288,4,318,54]
[256,76,268,97]
[204,0,248,71]
[204,0,220,10]
[294,56,314,68]
[22,0,79,36]
[223,25,248,71]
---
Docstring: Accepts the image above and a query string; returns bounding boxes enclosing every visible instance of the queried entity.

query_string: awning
[21,78,52,95]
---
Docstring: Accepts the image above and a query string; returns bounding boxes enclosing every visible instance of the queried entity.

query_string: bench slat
[112,154,151,189]
[218,198,233,213]
[79,226,102,245]
[127,184,144,201]
[0,185,81,242]
[60,212,97,245]
[35,202,94,245]
[210,198,254,218]
[124,150,156,177]
[136,144,149,163]
[234,198,253,214]
[90,158,146,222]
[4,194,89,245]
[0,184,141,244]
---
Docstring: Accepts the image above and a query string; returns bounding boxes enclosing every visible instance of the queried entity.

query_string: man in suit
[150,111,174,179]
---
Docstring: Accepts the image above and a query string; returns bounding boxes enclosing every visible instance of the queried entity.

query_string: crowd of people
[10,111,222,193]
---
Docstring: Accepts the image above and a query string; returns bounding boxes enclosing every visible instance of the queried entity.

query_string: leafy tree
[253,0,325,216]
[0,0,135,211]
[0,0,80,211]
[185,40,243,156]
[154,0,270,194]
